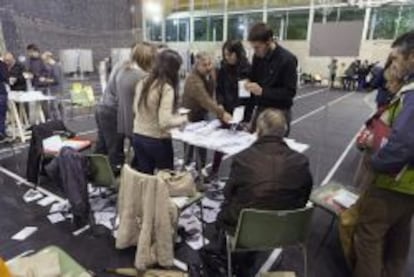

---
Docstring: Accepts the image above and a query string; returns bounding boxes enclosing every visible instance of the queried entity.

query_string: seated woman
[203,109,313,277]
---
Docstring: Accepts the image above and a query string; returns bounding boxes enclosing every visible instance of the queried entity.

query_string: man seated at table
[217,108,313,235]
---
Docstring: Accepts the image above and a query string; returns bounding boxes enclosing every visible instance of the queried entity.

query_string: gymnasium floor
[0,85,412,277]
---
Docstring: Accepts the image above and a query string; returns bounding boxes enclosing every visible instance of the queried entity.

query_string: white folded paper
[12,227,38,241]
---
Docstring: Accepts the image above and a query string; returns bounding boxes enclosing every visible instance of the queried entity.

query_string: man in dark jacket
[26,44,48,90]
[244,23,298,134]
[217,108,313,235]
[0,56,9,139]
[3,52,27,91]
[352,31,414,277]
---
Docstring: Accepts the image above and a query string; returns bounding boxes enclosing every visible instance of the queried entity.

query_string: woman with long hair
[132,49,187,174]
[207,40,251,180]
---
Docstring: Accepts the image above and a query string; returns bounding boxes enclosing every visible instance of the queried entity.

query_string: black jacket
[9,62,27,91]
[245,45,298,121]
[0,60,8,96]
[27,57,48,88]
[46,147,90,220]
[216,60,251,114]
[217,135,313,235]
[26,120,74,183]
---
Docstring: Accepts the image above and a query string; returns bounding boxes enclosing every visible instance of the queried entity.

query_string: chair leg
[226,235,232,277]
[315,215,336,255]
[303,245,308,277]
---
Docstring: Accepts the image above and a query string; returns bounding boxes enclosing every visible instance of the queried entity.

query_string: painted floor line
[0,166,65,202]
[255,248,283,276]
[292,92,355,125]
[295,88,327,100]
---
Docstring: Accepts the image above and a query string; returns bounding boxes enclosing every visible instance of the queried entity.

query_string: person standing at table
[244,23,298,135]
[42,51,64,120]
[132,49,188,174]
[25,44,49,90]
[3,52,26,91]
[182,52,232,173]
[0,54,9,140]
[207,40,251,180]
[117,42,155,166]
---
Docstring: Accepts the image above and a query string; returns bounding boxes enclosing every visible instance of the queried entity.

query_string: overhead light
[144,2,162,15]
[238,24,245,30]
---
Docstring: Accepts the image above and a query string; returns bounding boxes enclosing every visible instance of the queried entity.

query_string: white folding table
[8,91,55,142]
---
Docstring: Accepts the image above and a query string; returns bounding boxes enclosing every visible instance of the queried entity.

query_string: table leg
[195,148,205,191]
[20,103,29,126]
[36,102,46,123]
[9,101,26,143]
[199,201,206,248]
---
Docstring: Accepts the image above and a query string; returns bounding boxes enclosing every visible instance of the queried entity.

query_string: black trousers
[95,105,124,173]
[132,133,174,174]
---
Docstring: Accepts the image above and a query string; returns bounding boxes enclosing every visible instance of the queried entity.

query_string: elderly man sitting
[200,109,313,277]
[217,108,313,235]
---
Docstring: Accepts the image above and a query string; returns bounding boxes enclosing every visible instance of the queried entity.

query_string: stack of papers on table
[43,135,90,153]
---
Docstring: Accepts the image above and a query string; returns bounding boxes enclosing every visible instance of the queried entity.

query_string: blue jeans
[132,133,174,174]
[0,94,8,135]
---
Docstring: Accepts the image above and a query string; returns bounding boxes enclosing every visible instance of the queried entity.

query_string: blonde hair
[130,42,154,72]
[195,51,211,64]
[256,109,287,137]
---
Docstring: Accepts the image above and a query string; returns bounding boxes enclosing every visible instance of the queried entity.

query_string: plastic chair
[88,154,118,190]
[226,205,314,277]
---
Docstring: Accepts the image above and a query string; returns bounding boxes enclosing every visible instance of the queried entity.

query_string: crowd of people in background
[0,44,64,140]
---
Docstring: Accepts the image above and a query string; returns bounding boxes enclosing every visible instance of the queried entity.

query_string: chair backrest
[88,154,116,188]
[83,85,95,104]
[71,82,83,93]
[233,205,314,252]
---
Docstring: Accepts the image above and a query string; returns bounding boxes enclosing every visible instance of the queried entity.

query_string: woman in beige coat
[132,49,187,174]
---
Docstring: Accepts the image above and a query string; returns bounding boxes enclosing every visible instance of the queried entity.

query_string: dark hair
[138,49,182,110]
[222,40,248,64]
[26,44,39,52]
[392,30,414,57]
[248,23,273,42]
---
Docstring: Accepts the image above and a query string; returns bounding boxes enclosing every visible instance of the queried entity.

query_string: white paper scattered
[23,189,44,203]
[12,227,38,241]
[94,212,115,230]
[186,236,210,250]
[230,106,245,124]
[333,189,359,209]
[238,80,250,98]
[171,197,190,209]
[49,201,70,214]
[201,197,221,210]
[37,195,58,207]
[42,135,63,153]
[47,213,66,224]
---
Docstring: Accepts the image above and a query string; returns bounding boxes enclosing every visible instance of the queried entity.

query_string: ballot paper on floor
[238,80,250,98]
[47,213,66,224]
[12,227,38,241]
[23,189,44,203]
[186,235,210,250]
[94,211,116,230]
[49,200,70,214]
[332,189,359,209]
[37,195,58,207]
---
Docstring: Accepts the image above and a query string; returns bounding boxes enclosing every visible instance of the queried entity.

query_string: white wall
[167,39,394,78]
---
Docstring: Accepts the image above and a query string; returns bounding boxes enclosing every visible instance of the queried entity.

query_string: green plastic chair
[88,154,118,190]
[226,205,314,277]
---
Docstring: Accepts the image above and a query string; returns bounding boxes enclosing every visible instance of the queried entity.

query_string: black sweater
[216,60,251,114]
[245,45,298,121]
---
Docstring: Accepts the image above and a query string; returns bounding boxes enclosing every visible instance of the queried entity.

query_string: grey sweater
[117,65,148,137]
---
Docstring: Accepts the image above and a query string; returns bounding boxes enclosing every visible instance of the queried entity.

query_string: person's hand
[221,112,233,124]
[245,82,263,96]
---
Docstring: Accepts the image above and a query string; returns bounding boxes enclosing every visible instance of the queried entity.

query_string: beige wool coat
[116,164,178,269]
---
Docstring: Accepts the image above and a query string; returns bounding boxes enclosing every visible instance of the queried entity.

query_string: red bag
[356,102,398,151]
